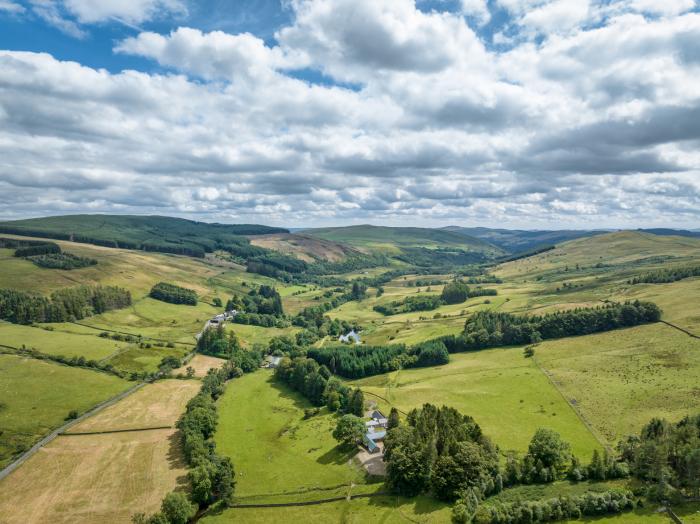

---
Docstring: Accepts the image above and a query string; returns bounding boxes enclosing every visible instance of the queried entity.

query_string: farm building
[264,355,282,368]
[338,330,361,344]
[362,410,388,454]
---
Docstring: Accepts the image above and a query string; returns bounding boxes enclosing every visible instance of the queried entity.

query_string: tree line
[373,282,498,316]
[134,350,264,524]
[629,264,700,285]
[4,237,98,270]
[307,340,449,379]
[464,488,636,524]
[0,285,132,324]
[149,282,198,306]
[274,355,365,415]
[30,253,97,270]
[432,301,661,352]
[14,243,61,257]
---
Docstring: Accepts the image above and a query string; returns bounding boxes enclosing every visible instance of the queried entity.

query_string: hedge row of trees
[617,413,700,501]
[384,404,500,501]
[14,243,61,257]
[149,282,198,305]
[373,284,498,316]
[274,355,365,414]
[460,489,637,524]
[306,340,449,379]
[629,264,700,285]
[373,294,444,315]
[29,253,97,270]
[134,366,240,523]
[0,285,131,324]
[433,301,661,352]
[0,237,54,249]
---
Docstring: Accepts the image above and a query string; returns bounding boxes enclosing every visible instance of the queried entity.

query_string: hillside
[304,224,503,267]
[248,233,362,262]
[443,226,607,253]
[0,215,287,258]
[495,230,700,279]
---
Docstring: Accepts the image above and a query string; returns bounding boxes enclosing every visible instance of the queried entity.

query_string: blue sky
[0,0,699,228]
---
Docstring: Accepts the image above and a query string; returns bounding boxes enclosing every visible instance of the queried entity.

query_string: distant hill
[495,230,700,279]
[248,233,362,263]
[0,215,287,258]
[304,224,503,266]
[442,226,607,254]
[444,226,700,254]
[638,228,700,239]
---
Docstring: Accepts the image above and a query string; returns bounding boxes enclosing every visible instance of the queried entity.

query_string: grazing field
[0,321,129,361]
[352,348,602,459]
[173,354,226,378]
[535,323,700,444]
[0,379,200,523]
[0,354,130,468]
[225,323,300,348]
[67,379,200,433]
[214,370,365,501]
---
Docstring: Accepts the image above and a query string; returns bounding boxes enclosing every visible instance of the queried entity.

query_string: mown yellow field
[67,379,200,433]
[0,379,199,523]
[173,354,226,378]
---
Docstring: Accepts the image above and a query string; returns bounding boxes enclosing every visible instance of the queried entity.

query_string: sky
[0,0,699,229]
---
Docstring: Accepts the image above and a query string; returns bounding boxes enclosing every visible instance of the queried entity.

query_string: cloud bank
[0,0,699,227]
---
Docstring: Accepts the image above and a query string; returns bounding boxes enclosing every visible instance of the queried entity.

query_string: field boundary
[532,355,610,452]
[69,321,194,347]
[660,320,700,340]
[62,426,173,436]
[229,491,388,508]
[0,381,146,482]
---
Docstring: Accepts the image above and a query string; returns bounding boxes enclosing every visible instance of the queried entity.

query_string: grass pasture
[535,323,700,444]
[0,378,200,523]
[214,370,365,501]
[352,348,602,460]
[0,354,130,468]
[0,321,130,361]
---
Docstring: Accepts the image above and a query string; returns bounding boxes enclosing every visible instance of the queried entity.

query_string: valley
[0,216,699,523]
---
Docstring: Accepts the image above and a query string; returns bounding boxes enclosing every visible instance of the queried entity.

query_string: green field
[214,370,365,501]
[0,354,130,467]
[351,347,602,460]
[0,321,130,361]
[535,323,700,443]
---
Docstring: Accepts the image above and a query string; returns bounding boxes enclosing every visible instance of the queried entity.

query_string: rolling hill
[248,233,363,262]
[0,215,287,258]
[445,226,700,254]
[305,224,502,254]
[443,226,607,253]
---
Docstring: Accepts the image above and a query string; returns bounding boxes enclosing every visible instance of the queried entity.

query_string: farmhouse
[264,355,282,368]
[338,330,361,345]
[363,409,388,454]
